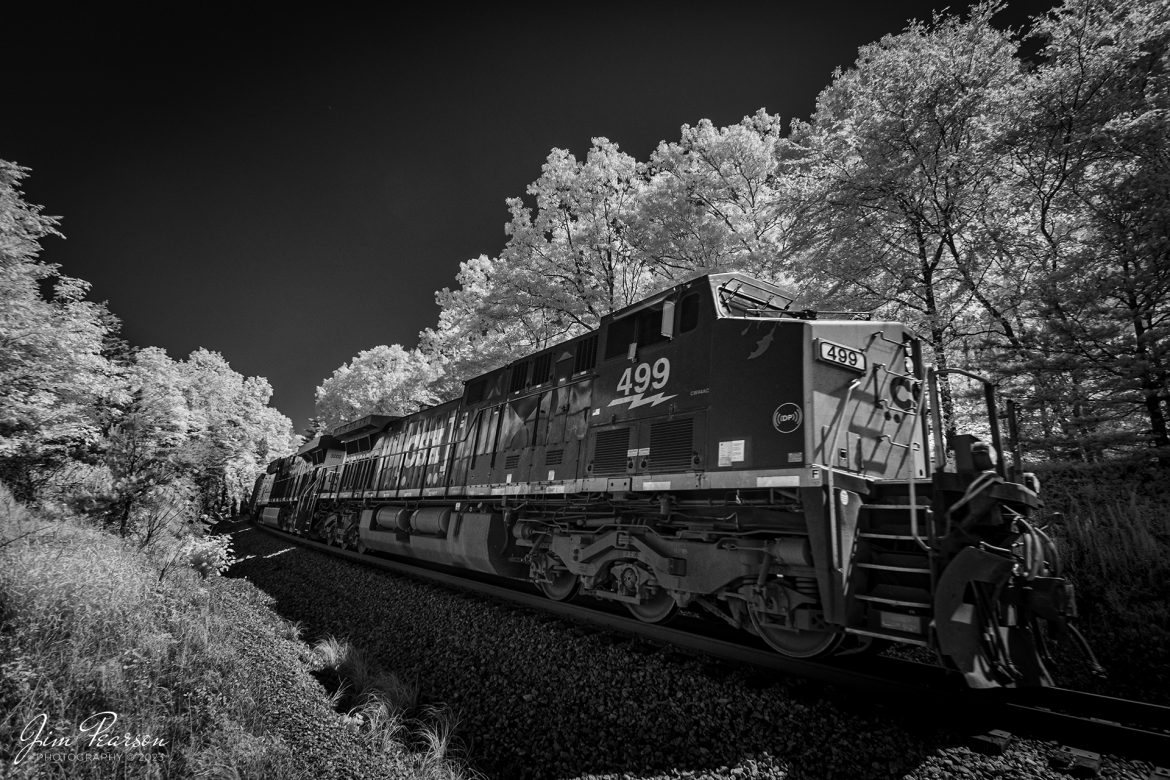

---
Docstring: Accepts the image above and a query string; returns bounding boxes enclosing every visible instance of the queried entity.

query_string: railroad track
[985,687,1170,772]
[249,522,1170,772]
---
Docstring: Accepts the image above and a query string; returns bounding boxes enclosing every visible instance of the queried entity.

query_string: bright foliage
[0,161,298,519]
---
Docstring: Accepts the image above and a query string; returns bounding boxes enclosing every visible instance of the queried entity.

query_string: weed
[278,619,304,642]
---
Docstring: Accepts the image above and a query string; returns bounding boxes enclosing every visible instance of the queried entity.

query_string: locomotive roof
[604,271,804,323]
[331,414,398,441]
[482,272,811,382]
[297,434,341,457]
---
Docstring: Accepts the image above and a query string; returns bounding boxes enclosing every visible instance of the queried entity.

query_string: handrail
[825,378,862,573]
[907,442,930,552]
[934,368,1006,478]
[1005,398,1024,482]
[879,432,930,553]
[926,366,947,472]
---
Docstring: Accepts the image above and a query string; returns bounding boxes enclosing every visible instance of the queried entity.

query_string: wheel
[537,568,580,602]
[749,607,844,658]
[626,587,678,624]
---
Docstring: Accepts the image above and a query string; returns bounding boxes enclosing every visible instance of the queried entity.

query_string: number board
[816,339,867,373]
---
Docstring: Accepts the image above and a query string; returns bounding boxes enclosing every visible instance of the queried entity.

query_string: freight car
[251,272,1079,688]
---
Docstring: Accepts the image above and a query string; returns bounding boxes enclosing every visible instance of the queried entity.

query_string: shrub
[184,534,235,579]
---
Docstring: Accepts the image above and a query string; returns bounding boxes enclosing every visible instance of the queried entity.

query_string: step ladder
[845,501,937,647]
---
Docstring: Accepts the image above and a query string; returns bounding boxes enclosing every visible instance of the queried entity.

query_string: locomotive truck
[251,272,1078,688]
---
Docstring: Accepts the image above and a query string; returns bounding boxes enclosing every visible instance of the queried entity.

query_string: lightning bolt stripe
[608,392,678,409]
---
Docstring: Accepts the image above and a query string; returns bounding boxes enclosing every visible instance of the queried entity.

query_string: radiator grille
[649,418,694,471]
[545,448,564,466]
[591,428,630,475]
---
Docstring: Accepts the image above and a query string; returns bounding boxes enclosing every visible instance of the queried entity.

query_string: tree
[637,110,803,283]
[418,254,571,400]
[179,348,298,514]
[1001,0,1170,459]
[314,344,440,429]
[0,160,123,501]
[303,416,330,439]
[496,138,653,331]
[419,139,657,396]
[781,2,1026,430]
[102,347,190,535]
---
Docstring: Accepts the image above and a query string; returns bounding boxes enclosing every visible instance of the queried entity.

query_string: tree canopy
[314,344,440,429]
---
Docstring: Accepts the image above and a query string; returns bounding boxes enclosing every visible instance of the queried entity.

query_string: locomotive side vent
[574,334,599,374]
[505,454,520,469]
[531,353,553,386]
[648,418,694,471]
[591,428,630,474]
[545,448,564,466]
[509,361,530,393]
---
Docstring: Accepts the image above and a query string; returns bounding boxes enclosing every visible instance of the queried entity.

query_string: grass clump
[311,636,471,779]
[312,635,420,714]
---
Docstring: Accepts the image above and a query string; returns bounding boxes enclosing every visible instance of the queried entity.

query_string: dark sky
[5,3,1053,433]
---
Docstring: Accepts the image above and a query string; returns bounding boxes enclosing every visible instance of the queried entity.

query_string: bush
[184,535,235,579]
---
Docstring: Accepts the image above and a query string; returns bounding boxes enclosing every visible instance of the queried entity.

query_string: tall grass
[1038,464,1170,700]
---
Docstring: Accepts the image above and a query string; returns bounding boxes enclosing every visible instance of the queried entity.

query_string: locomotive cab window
[604,316,636,359]
[604,304,672,360]
[465,378,486,405]
[635,306,668,348]
[679,292,700,333]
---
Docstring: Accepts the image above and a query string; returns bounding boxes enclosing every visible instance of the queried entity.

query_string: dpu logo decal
[772,403,803,434]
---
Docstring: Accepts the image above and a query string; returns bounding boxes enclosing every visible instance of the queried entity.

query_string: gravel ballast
[226,523,1157,780]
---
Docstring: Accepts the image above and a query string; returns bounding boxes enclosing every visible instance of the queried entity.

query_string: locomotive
[251,272,1077,688]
